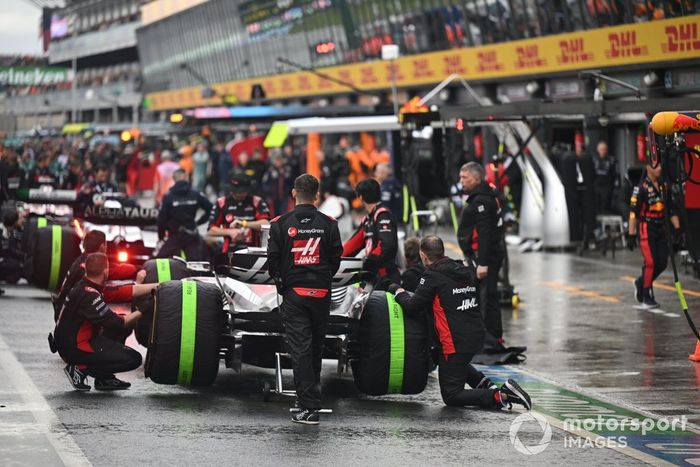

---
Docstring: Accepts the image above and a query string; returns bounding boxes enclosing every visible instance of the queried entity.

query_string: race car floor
[0,245,699,466]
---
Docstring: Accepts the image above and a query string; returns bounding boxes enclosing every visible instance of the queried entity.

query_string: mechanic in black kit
[208,173,271,252]
[456,162,506,348]
[390,236,531,410]
[342,178,400,290]
[156,169,212,260]
[54,253,143,391]
[267,174,343,425]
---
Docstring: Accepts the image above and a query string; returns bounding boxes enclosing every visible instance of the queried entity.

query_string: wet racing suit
[629,174,676,299]
[208,194,270,251]
[342,203,400,290]
[457,180,505,344]
[54,278,142,379]
[156,180,212,260]
[267,204,343,410]
[394,256,498,408]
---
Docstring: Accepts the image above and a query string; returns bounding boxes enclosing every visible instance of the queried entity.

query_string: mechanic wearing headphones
[54,253,143,391]
[267,174,343,425]
[208,173,270,251]
[343,178,400,290]
[156,169,212,261]
[390,236,531,410]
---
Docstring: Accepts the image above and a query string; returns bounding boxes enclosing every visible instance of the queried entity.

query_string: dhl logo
[606,31,648,58]
[360,66,379,85]
[476,50,504,73]
[557,38,593,64]
[663,23,700,52]
[443,55,467,74]
[515,45,547,69]
[412,58,435,79]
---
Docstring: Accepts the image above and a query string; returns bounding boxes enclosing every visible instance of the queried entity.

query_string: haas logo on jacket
[292,237,321,265]
[457,298,477,311]
[288,227,298,237]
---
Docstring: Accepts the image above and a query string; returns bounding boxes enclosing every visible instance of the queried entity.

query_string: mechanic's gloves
[626,233,638,251]
[672,229,683,253]
[387,283,401,294]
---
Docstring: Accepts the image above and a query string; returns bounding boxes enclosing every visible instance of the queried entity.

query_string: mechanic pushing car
[456,162,506,348]
[267,174,343,425]
[342,178,400,290]
[155,169,212,261]
[390,236,531,410]
[53,230,157,321]
[208,173,270,251]
[54,253,143,391]
[627,161,680,309]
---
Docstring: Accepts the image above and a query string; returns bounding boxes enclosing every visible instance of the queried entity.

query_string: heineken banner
[0,66,73,86]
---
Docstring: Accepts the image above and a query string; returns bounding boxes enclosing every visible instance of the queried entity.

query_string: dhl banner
[147,15,700,111]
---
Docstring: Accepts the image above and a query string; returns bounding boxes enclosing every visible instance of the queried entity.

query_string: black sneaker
[633,277,643,303]
[94,377,131,391]
[291,409,320,425]
[641,297,660,310]
[64,365,90,392]
[500,379,532,411]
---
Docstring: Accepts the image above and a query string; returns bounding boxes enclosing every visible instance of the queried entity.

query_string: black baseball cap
[231,173,252,193]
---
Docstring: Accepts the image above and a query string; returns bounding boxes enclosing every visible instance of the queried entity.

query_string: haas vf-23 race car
[141,249,431,398]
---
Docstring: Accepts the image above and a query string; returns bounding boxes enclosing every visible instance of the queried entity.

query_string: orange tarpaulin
[306,133,321,179]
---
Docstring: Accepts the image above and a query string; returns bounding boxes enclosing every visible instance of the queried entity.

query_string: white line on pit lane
[0,332,92,466]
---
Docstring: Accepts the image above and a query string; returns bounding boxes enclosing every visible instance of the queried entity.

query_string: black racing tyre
[145,280,224,386]
[30,225,81,292]
[351,291,430,396]
[22,216,54,281]
[134,258,190,347]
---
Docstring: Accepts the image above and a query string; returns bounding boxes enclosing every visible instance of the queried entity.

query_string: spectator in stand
[192,142,210,192]
[262,152,292,216]
[154,150,181,205]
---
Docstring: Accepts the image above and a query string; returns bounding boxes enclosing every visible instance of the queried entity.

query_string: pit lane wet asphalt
[1,244,699,466]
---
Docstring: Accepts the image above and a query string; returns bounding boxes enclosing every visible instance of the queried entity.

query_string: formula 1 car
[142,249,430,398]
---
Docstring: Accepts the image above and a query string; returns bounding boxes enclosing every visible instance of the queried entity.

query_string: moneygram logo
[510,412,552,455]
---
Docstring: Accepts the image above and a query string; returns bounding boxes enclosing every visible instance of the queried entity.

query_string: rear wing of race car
[214,248,365,287]
[15,188,158,226]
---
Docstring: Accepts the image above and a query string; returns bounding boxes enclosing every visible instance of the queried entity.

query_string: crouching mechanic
[390,236,531,410]
[343,178,400,290]
[54,253,143,391]
[267,174,343,424]
[155,169,212,260]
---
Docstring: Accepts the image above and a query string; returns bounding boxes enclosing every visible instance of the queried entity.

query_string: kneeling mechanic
[391,236,531,410]
[54,252,143,391]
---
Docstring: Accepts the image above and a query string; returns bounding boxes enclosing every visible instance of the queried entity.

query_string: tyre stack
[29,223,81,292]
[133,258,190,347]
[350,291,430,395]
[145,280,224,386]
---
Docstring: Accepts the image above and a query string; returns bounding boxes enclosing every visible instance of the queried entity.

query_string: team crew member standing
[628,162,680,309]
[208,174,270,251]
[54,253,143,391]
[457,162,506,347]
[156,169,212,260]
[391,236,531,410]
[267,174,343,425]
[342,178,400,290]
